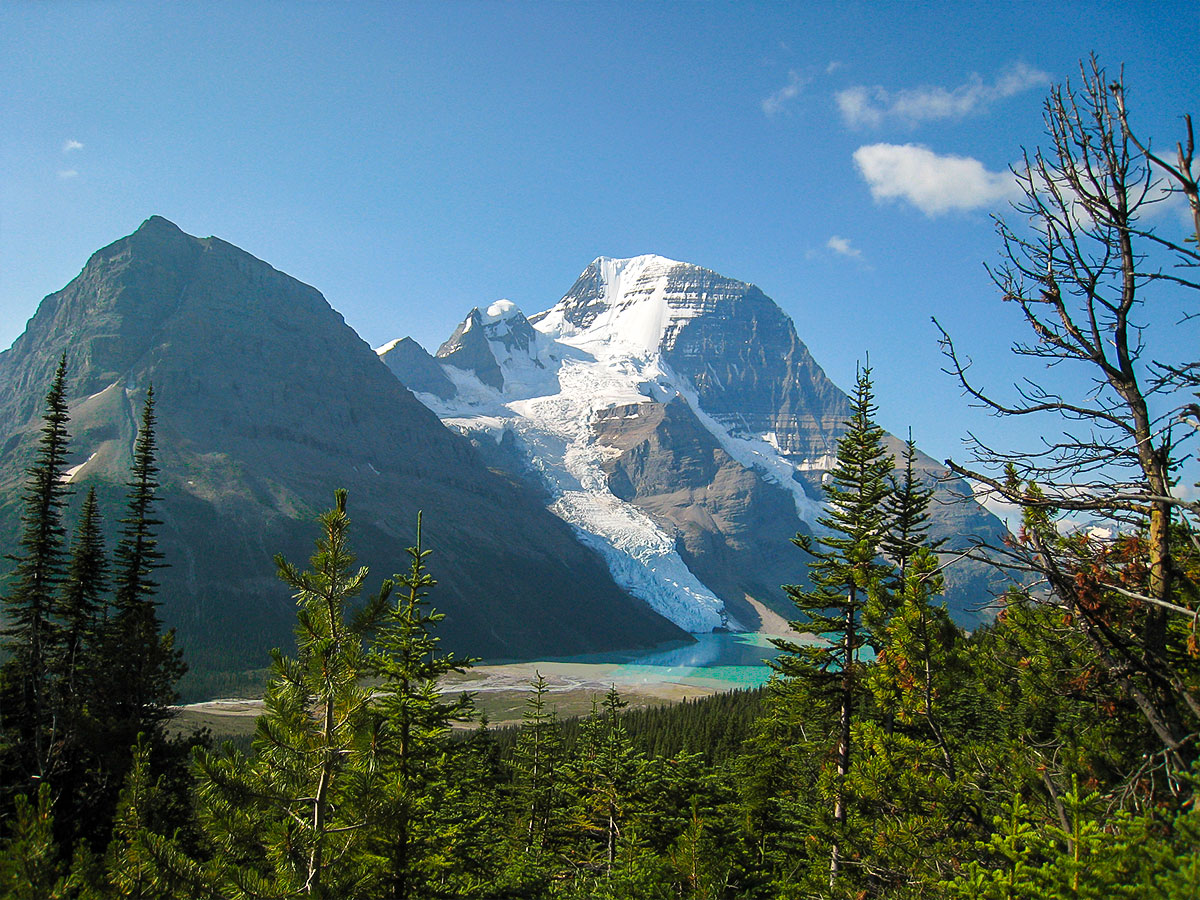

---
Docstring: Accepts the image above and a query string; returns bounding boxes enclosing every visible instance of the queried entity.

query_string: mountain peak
[435,299,541,390]
[481,298,523,324]
[589,253,683,273]
[531,254,753,355]
[136,214,186,235]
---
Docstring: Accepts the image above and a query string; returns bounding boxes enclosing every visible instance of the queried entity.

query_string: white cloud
[837,62,1049,128]
[62,139,83,153]
[57,169,79,179]
[853,143,1018,216]
[762,70,809,115]
[826,60,843,74]
[826,235,862,258]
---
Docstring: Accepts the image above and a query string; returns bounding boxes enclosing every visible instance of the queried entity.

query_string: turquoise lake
[549,631,788,691]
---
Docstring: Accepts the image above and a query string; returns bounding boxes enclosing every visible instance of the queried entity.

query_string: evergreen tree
[58,486,108,721]
[771,363,895,892]
[0,783,69,900]
[194,488,390,898]
[1,354,73,792]
[50,486,112,846]
[427,720,510,896]
[369,512,474,900]
[102,735,192,900]
[562,687,651,885]
[868,433,943,656]
[868,549,960,777]
[881,433,940,584]
[511,671,564,862]
[105,386,186,746]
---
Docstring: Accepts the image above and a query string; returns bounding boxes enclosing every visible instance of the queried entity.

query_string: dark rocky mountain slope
[0,218,685,670]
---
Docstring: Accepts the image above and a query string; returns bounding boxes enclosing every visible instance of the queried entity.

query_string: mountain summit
[386,255,1008,630]
[0,218,684,668]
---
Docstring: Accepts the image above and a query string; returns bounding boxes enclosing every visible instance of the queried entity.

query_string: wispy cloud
[837,62,1048,128]
[762,70,810,116]
[826,235,862,259]
[852,143,1018,216]
[62,139,84,153]
[58,169,79,179]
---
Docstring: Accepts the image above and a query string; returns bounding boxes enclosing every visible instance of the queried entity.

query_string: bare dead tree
[935,57,1200,770]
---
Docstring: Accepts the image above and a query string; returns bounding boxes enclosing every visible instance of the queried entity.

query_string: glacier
[382,254,845,634]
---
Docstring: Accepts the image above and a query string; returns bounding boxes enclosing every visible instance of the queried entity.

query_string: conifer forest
[3,62,1200,899]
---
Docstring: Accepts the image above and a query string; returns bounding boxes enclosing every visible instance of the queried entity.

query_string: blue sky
[2,1,1198,470]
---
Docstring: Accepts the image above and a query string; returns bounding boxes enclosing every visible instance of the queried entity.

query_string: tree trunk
[830,596,854,890]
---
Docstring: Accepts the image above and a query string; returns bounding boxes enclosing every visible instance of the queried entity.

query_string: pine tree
[0,783,69,900]
[369,512,474,900]
[1,354,73,791]
[772,363,895,892]
[194,488,390,898]
[47,486,112,845]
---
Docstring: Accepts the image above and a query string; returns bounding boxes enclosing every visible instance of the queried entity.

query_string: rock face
[436,300,543,390]
[397,254,1009,631]
[592,397,811,629]
[378,337,456,399]
[0,219,685,670]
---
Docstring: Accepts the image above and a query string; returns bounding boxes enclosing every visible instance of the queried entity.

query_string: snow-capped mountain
[380,255,1009,633]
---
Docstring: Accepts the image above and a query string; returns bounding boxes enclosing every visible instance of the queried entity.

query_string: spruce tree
[369,512,474,900]
[57,486,108,730]
[1,354,73,791]
[562,687,649,883]
[105,386,185,746]
[772,363,894,892]
[881,433,941,586]
[511,672,564,861]
[49,486,111,844]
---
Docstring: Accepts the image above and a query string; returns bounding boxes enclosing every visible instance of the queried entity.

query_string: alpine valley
[0,218,1007,675]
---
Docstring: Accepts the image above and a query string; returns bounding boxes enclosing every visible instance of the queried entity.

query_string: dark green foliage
[774,364,895,685]
[1,355,73,790]
[2,382,1198,900]
[0,366,192,877]
[771,363,896,893]
[0,784,69,900]
[103,386,186,746]
[880,434,941,584]
[619,688,766,764]
[369,511,477,900]
[511,672,566,867]
[58,487,108,716]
